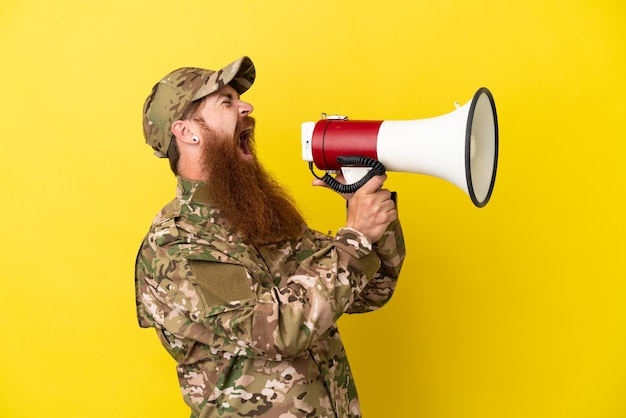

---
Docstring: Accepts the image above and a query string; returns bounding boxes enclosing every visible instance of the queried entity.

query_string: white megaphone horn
[301,87,498,207]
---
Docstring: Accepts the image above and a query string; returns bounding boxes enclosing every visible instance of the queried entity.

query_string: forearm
[250,227,381,357]
[347,217,406,312]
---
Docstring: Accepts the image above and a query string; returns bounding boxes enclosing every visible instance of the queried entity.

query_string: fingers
[345,174,397,243]
[350,175,393,214]
[355,174,387,195]
[356,175,393,210]
[368,192,397,223]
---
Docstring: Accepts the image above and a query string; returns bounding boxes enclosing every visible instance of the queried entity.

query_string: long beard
[199,117,305,246]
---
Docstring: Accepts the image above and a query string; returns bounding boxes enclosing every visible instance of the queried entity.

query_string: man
[135,56,406,418]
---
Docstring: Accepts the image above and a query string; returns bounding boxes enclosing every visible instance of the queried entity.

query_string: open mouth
[238,128,253,156]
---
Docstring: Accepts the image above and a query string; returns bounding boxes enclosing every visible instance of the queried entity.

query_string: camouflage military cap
[142,56,256,158]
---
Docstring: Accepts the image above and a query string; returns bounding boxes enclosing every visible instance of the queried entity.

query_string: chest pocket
[187,259,256,315]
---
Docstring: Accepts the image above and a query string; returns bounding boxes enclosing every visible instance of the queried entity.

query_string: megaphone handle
[312,155,386,194]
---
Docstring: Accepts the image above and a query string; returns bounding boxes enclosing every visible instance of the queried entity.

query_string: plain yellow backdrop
[1,0,625,417]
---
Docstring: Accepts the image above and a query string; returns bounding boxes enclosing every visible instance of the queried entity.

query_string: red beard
[198,117,305,246]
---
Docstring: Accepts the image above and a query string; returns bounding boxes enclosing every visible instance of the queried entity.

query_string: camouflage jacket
[135,176,406,418]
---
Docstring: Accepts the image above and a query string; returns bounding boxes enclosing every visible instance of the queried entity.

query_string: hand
[345,174,397,244]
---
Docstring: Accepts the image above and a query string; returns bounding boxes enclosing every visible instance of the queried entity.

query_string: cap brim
[192,56,256,101]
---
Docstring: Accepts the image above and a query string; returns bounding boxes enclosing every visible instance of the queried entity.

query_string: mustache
[236,116,256,135]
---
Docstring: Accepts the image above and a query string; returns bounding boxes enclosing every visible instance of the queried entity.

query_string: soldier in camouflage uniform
[135,56,406,418]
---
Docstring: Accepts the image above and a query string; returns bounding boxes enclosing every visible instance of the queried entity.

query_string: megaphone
[301,87,498,207]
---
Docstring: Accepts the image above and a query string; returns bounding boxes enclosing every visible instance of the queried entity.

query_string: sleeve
[135,222,384,361]
[346,217,406,313]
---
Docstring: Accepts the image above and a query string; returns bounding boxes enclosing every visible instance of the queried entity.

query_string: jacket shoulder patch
[188,260,255,310]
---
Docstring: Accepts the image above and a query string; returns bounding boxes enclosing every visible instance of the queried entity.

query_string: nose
[239,100,254,117]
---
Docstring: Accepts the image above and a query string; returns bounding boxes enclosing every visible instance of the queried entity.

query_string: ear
[171,120,198,145]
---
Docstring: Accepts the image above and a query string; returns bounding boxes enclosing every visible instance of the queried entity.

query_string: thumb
[312,178,329,188]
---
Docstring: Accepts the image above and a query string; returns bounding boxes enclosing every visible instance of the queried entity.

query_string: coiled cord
[309,155,386,194]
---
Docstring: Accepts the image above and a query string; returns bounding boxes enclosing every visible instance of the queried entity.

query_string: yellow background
[1,0,624,417]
